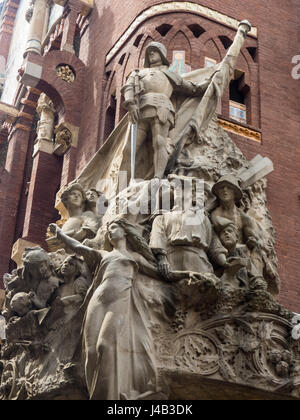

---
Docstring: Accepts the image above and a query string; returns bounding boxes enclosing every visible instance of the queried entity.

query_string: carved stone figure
[36,93,56,143]
[214,216,266,291]
[82,188,103,234]
[211,174,279,294]
[150,176,228,279]
[60,183,100,243]
[49,249,68,270]
[1,13,299,401]
[55,255,91,316]
[53,125,73,155]
[21,247,60,309]
[10,292,35,317]
[85,188,100,213]
[60,183,86,239]
[122,42,211,179]
[49,219,163,400]
[211,174,258,247]
[119,21,251,181]
[75,22,252,192]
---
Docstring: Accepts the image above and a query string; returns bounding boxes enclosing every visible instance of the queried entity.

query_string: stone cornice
[218,117,262,143]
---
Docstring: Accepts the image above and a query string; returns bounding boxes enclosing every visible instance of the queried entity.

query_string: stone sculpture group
[0,21,300,400]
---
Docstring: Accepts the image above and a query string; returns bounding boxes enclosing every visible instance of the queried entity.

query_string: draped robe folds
[76,28,248,193]
[82,250,157,400]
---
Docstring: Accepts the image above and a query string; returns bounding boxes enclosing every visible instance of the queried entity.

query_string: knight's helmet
[144,42,170,67]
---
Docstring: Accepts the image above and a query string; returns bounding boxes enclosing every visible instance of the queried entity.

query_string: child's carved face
[11,292,33,317]
[86,190,99,205]
[220,226,238,249]
[61,257,80,279]
[68,189,84,208]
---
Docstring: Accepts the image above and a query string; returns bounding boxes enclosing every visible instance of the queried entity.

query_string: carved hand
[157,256,171,280]
[49,223,60,237]
[159,263,171,279]
[238,20,252,38]
[226,256,249,269]
[216,253,229,268]
[195,76,216,93]
[28,292,35,300]
[127,103,140,124]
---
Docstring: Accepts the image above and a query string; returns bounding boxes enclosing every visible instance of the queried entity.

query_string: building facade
[0,0,299,313]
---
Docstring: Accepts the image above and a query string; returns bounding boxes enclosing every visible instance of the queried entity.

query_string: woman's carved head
[61,183,86,211]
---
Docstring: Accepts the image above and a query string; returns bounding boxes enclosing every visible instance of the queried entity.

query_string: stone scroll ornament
[1,21,300,401]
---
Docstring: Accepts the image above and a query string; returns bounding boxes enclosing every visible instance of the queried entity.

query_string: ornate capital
[36,93,56,115]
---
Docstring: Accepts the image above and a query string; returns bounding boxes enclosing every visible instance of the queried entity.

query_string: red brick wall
[22,149,63,248]
[0,127,32,285]
[76,0,300,312]
[0,0,20,64]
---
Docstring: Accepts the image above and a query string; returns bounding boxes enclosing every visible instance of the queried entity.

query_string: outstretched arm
[214,20,252,92]
[49,224,101,263]
[133,252,160,279]
[224,20,252,59]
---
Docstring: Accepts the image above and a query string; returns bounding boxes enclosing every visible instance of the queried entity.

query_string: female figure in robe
[49,219,160,400]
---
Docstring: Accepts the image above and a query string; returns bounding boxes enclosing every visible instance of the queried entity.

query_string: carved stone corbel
[53,123,72,156]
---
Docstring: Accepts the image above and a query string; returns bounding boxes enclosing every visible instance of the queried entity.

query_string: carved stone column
[20,94,62,249]
[24,0,49,56]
